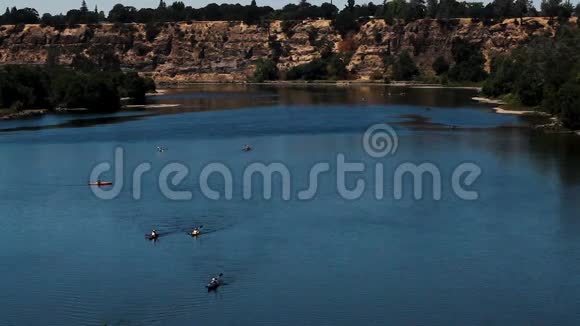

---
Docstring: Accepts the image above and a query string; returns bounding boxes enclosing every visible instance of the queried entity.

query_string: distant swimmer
[156,146,166,153]
[242,144,252,152]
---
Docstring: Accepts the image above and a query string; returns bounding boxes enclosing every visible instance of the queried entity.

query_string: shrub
[281,20,297,38]
[144,22,162,42]
[286,54,348,81]
[392,51,419,80]
[432,56,449,75]
[252,58,278,82]
[370,70,384,80]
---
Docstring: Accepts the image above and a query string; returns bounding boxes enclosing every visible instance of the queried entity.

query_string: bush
[393,51,419,80]
[558,80,580,129]
[286,54,348,81]
[145,22,162,42]
[370,70,384,80]
[432,56,449,75]
[281,20,297,38]
[252,59,278,82]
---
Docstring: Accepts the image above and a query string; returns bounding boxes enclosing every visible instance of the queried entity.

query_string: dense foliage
[0,51,155,113]
[390,51,420,80]
[286,54,349,80]
[482,25,580,128]
[0,0,576,29]
[447,38,488,82]
[252,59,279,82]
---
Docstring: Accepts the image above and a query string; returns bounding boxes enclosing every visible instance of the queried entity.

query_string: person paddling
[207,273,223,291]
[190,225,203,236]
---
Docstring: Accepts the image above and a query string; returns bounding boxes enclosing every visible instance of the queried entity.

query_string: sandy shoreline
[157,80,482,90]
[124,103,180,109]
[146,89,169,96]
[472,97,506,105]
[492,107,537,115]
[0,109,47,120]
[471,96,543,116]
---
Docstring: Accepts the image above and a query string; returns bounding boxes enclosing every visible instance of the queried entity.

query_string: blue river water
[0,85,579,325]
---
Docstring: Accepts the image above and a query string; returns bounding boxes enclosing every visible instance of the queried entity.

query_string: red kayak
[88,181,113,186]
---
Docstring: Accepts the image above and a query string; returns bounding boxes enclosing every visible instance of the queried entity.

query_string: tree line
[0,47,155,113]
[0,0,578,27]
[482,25,580,129]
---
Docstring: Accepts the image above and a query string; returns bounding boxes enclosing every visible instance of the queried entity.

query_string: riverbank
[471,96,580,135]
[0,109,47,120]
[472,96,540,116]
[156,80,482,90]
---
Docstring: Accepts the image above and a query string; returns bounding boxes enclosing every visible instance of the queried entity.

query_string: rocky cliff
[0,18,564,82]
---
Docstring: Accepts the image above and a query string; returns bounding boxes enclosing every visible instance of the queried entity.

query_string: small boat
[88,181,113,186]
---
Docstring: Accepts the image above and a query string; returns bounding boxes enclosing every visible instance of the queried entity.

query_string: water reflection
[151,84,482,111]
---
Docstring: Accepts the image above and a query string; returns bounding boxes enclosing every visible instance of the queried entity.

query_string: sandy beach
[492,107,536,115]
[124,103,180,109]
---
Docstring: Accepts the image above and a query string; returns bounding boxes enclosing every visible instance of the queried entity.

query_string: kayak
[146,233,159,240]
[88,181,113,186]
[206,280,220,291]
[206,273,223,291]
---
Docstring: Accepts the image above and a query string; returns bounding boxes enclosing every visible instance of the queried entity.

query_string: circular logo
[363,123,398,158]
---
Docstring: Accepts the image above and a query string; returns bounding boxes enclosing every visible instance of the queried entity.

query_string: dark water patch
[0,114,154,133]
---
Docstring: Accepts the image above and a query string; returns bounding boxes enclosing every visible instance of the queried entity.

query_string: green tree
[393,51,419,80]
[333,10,358,36]
[80,0,88,13]
[513,0,531,22]
[426,0,438,18]
[432,56,449,75]
[252,59,278,82]
[558,80,580,129]
[541,0,562,17]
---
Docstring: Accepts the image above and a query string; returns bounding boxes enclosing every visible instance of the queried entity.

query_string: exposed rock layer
[0,18,563,82]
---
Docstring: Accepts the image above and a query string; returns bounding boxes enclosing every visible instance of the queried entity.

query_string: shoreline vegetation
[0,0,577,28]
[0,53,156,119]
[0,2,578,129]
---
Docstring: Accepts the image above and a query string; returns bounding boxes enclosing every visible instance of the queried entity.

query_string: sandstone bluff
[0,18,560,83]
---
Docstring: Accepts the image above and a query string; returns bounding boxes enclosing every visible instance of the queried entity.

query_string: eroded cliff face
[0,18,560,82]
